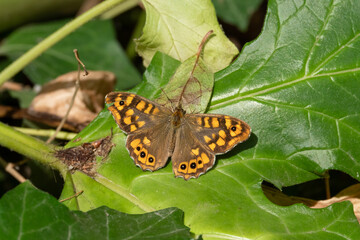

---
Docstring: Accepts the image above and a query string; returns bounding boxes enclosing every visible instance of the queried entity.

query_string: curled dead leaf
[263,183,360,223]
[27,71,116,131]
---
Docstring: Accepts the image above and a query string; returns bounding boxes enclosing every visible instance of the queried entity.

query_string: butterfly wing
[172,122,215,180]
[186,114,251,154]
[106,92,172,134]
[125,124,174,171]
[106,92,173,171]
[171,114,250,180]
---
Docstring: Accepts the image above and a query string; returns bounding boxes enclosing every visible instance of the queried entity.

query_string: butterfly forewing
[185,114,251,154]
[106,92,171,134]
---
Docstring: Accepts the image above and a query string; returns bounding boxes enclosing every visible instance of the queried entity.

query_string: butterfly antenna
[160,88,175,111]
[178,30,214,107]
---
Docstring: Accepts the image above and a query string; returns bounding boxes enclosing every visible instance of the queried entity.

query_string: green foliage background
[0,0,359,239]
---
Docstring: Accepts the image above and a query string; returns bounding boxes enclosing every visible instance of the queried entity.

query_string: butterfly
[105,92,251,180]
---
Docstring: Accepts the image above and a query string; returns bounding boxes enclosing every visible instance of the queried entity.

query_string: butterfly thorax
[172,106,186,127]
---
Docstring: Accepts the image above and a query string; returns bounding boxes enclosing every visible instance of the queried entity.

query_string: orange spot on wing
[137,121,145,128]
[204,136,212,143]
[191,148,199,156]
[204,117,210,128]
[208,143,216,151]
[153,107,160,114]
[219,130,226,139]
[201,153,210,164]
[125,109,134,116]
[123,116,132,125]
[212,118,219,128]
[126,96,134,105]
[225,117,231,129]
[136,101,146,111]
[143,137,151,145]
[144,104,153,114]
[130,139,141,149]
[216,137,225,146]
[130,125,137,132]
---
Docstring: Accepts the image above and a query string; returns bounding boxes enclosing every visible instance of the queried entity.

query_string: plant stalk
[0,0,127,87]
[0,122,66,176]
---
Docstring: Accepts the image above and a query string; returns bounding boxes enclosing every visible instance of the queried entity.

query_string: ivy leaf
[60,0,360,239]
[135,0,238,72]
[0,19,141,89]
[0,181,190,240]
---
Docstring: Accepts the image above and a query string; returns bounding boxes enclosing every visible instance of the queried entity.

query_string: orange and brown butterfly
[105,31,251,180]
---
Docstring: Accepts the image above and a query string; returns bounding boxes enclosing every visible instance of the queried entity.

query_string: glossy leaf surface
[61,0,360,239]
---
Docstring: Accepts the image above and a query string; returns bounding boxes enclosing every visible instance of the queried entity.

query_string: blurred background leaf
[0,19,141,89]
[212,0,263,32]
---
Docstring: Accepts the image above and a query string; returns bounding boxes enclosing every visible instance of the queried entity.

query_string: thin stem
[59,190,84,203]
[13,127,76,140]
[178,30,213,106]
[46,49,87,144]
[0,0,127,87]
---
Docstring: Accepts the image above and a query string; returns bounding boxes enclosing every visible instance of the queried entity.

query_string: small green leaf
[156,56,213,113]
[212,0,263,32]
[0,19,141,89]
[0,181,191,240]
[135,0,239,72]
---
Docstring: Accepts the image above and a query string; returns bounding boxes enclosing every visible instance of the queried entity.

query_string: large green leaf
[60,0,360,239]
[0,181,190,240]
[0,19,141,89]
[135,0,239,72]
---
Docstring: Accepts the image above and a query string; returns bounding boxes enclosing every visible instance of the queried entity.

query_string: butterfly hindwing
[172,123,215,180]
[186,114,251,154]
[126,125,173,171]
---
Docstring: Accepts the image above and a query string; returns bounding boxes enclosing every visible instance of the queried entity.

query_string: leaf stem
[0,122,67,175]
[0,0,127,87]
